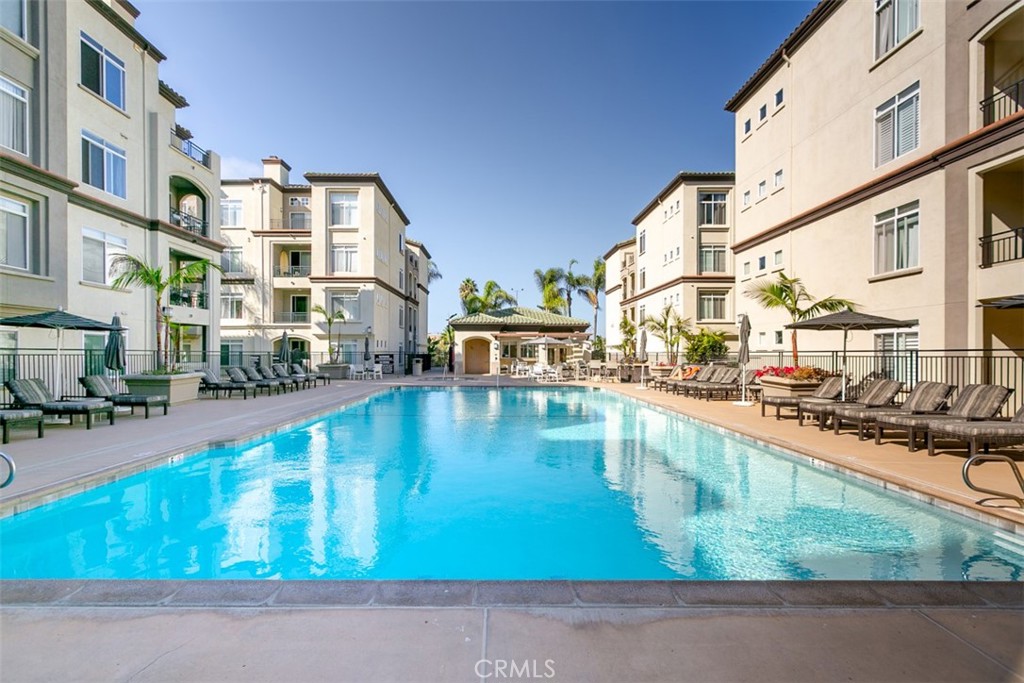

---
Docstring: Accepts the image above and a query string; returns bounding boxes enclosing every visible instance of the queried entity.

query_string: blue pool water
[1,387,1021,580]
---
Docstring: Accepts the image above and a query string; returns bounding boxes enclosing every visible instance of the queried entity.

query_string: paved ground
[1,373,1022,682]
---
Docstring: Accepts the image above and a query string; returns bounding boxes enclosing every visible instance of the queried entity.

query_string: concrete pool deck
[1,375,1022,681]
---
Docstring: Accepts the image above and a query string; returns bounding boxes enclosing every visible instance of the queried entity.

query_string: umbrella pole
[55,328,63,399]
[841,330,848,402]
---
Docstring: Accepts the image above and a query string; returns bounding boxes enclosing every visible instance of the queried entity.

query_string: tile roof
[450,307,590,329]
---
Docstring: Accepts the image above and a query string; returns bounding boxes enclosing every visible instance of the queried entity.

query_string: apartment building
[219,157,430,371]
[604,173,737,353]
[602,237,635,351]
[1,0,223,361]
[726,0,1024,355]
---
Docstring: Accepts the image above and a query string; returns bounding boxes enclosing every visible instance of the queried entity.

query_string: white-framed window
[759,104,767,121]
[80,32,125,110]
[288,212,309,229]
[329,191,359,227]
[0,329,17,382]
[773,169,784,188]
[699,245,726,273]
[288,197,309,207]
[398,233,405,254]
[221,199,242,226]
[758,255,767,270]
[743,119,751,135]
[758,331,767,347]
[757,180,767,198]
[874,330,919,383]
[82,227,127,284]
[81,130,126,198]
[875,0,919,60]
[220,339,243,367]
[874,201,919,274]
[331,244,358,273]
[774,249,783,266]
[1,0,26,39]
[399,268,405,289]
[775,88,784,107]
[221,247,244,273]
[0,76,29,155]
[638,229,646,255]
[698,291,727,321]
[221,292,243,320]
[399,307,404,329]
[328,290,361,321]
[699,192,728,225]
[639,267,646,290]
[875,82,920,166]
[743,261,750,276]
[774,330,783,344]
[742,191,751,207]
[638,304,646,322]
[0,195,29,270]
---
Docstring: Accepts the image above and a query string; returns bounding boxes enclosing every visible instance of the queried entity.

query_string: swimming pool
[1,387,1020,580]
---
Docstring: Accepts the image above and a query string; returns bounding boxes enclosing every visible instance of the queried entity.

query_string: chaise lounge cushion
[80,375,169,412]
[0,408,45,443]
[5,378,115,428]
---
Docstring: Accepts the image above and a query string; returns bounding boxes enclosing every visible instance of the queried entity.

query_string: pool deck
[1,375,1022,682]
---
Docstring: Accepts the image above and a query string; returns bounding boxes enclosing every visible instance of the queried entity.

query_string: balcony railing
[274,311,310,324]
[170,128,211,168]
[268,218,312,230]
[979,227,1024,268]
[273,265,312,277]
[169,206,209,237]
[980,78,1024,126]
[168,287,208,309]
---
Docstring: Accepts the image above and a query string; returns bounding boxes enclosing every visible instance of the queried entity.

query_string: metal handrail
[980,77,1024,126]
[0,452,14,488]
[978,227,1024,267]
[962,454,1024,508]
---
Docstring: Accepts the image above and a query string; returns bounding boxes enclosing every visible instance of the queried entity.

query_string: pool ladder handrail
[0,451,14,489]
[962,454,1024,508]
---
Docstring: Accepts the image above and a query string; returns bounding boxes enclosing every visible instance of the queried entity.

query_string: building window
[743,119,751,135]
[329,191,359,227]
[774,249,783,266]
[221,293,243,320]
[698,291,727,321]
[0,76,28,155]
[758,256,767,270]
[743,261,750,276]
[875,82,919,166]
[875,0,919,60]
[759,104,767,121]
[221,247,243,273]
[398,233,405,254]
[221,199,242,226]
[638,304,646,322]
[81,130,126,198]
[742,191,751,207]
[699,245,726,273]
[328,290,361,321]
[774,330,783,344]
[80,32,125,110]
[399,307,404,329]
[774,169,784,188]
[874,330,919,383]
[0,196,29,270]
[757,180,767,198]
[699,192,728,225]
[639,267,646,290]
[82,227,127,284]
[1,0,26,38]
[638,229,646,255]
[287,250,311,275]
[775,88,784,107]
[288,197,309,207]
[220,339,243,367]
[288,212,309,229]
[399,268,405,289]
[874,201,919,274]
[331,244,358,273]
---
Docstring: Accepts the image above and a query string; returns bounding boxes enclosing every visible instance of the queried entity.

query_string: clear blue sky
[137,0,815,333]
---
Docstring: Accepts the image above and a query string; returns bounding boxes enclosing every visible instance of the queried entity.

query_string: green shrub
[684,328,729,363]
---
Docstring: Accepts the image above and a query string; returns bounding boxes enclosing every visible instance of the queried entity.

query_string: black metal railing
[980,77,1024,126]
[168,287,208,309]
[273,265,312,277]
[170,128,211,167]
[169,206,209,237]
[979,227,1024,267]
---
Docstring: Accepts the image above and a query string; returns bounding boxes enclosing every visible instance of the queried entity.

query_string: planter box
[757,376,822,398]
[123,373,202,405]
[317,363,350,380]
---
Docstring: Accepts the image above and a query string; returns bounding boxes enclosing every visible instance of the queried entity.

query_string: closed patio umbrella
[364,334,372,362]
[277,331,291,364]
[734,314,753,406]
[786,310,916,401]
[103,315,126,375]
[637,329,648,389]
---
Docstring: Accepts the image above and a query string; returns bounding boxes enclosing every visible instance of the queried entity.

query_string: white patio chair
[371,363,384,380]
[350,363,366,380]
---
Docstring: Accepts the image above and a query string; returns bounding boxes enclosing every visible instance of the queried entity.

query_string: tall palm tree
[617,314,637,358]
[458,278,479,314]
[109,254,221,370]
[564,259,592,319]
[312,303,346,362]
[745,271,857,365]
[464,280,515,314]
[533,267,566,314]
[426,260,442,284]
[580,258,606,336]
[642,305,691,364]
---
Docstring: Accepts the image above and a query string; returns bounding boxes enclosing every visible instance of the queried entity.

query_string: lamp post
[493,341,500,387]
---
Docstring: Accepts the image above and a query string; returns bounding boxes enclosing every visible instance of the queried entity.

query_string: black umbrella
[364,334,372,362]
[786,310,916,401]
[0,308,124,398]
[735,314,753,405]
[103,315,126,374]
[277,331,291,364]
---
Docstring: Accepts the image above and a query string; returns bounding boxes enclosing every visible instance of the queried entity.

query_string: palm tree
[642,305,691,364]
[564,259,592,319]
[580,258,606,336]
[109,254,221,370]
[312,303,346,362]
[458,278,479,314]
[464,280,515,314]
[745,271,857,365]
[533,267,566,313]
[617,314,637,358]
[426,260,442,284]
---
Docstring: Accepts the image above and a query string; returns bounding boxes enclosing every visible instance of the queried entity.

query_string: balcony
[979,228,1024,267]
[170,128,211,168]
[274,311,310,324]
[268,217,312,230]
[980,77,1023,126]
[274,265,312,277]
[168,287,208,309]
[169,206,209,238]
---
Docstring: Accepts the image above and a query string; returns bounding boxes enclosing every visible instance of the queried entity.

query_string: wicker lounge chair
[79,375,169,419]
[200,369,255,399]
[668,365,715,395]
[703,369,760,401]
[760,376,845,420]
[229,367,281,396]
[797,379,903,431]
[875,384,1014,452]
[293,363,330,386]
[831,381,955,440]
[0,408,44,443]
[925,404,1024,458]
[5,378,115,429]
[689,367,741,400]
[273,363,312,389]
[257,365,297,391]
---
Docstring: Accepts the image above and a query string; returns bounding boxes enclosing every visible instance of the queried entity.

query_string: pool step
[993,530,1024,558]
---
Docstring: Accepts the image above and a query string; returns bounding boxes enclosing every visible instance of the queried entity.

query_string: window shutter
[876,109,894,165]
[896,93,919,156]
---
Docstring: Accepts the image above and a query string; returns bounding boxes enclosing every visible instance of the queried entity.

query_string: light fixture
[366,326,373,335]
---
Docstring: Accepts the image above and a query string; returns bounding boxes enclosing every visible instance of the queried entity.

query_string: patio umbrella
[364,334,372,362]
[520,336,569,345]
[277,330,291,364]
[637,329,648,389]
[786,310,916,401]
[734,314,753,406]
[103,315,126,375]
[0,308,124,399]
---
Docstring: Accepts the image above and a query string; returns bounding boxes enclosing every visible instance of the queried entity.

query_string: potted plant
[755,365,833,398]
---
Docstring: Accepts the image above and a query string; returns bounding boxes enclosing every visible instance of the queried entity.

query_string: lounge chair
[760,376,845,420]
[650,365,684,391]
[668,365,714,394]
[679,367,733,398]
[294,363,330,386]
[603,361,619,383]
[259,365,298,391]
[832,381,955,440]
[5,378,115,429]
[689,368,741,400]
[272,363,311,389]
[200,369,255,399]
[703,369,760,401]
[0,408,44,443]
[926,403,1024,458]
[230,367,281,396]
[797,378,903,431]
[79,375,169,418]
[875,384,1014,452]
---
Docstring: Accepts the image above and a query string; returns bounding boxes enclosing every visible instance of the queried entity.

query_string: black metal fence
[980,77,1024,126]
[979,228,1024,267]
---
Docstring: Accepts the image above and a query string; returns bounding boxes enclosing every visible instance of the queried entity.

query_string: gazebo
[448,307,590,375]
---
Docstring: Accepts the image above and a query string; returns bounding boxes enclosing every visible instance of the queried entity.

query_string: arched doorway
[463,338,490,374]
